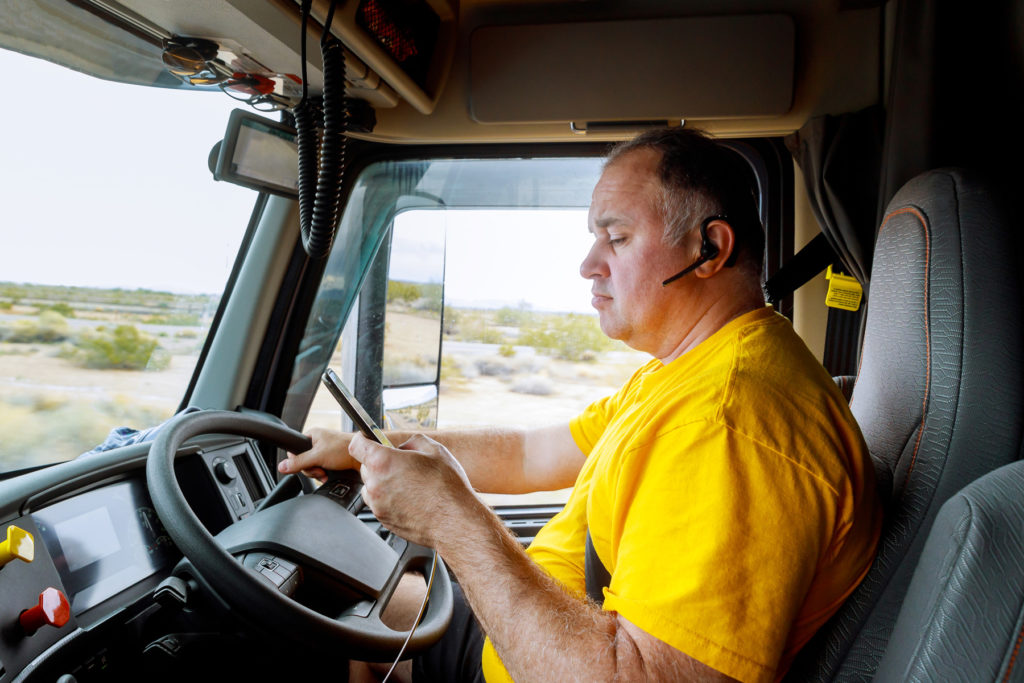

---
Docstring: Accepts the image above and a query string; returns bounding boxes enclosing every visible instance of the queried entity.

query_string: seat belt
[585,529,611,606]
[763,233,838,307]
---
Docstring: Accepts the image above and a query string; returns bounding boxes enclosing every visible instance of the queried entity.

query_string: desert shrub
[475,358,514,376]
[511,375,555,396]
[387,280,422,304]
[0,393,170,468]
[67,324,171,370]
[415,283,444,313]
[385,402,437,430]
[442,306,460,335]
[519,313,613,361]
[471,324,505,345]
[144,312,201,326]
[175,329,199,339]
[495,305,533,327]
[498,344,516,358]
[0,301,11,311]
[38,302,76,318]
[2,311,70,343]
[455,311,507,344]
[441,354,463,379]
[383,357,437,385]
[442,353,484,381]
[440,354,474,387]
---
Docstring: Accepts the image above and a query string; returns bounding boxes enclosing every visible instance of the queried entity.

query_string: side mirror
[381,209,446,428]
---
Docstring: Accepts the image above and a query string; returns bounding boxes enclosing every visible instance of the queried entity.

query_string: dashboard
[0,436,276,681]
[33,478,176,616]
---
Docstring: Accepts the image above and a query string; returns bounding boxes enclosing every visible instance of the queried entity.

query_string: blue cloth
[79,407,200,457]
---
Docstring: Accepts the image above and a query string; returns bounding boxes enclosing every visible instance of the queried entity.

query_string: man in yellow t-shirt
[281,127,882,682]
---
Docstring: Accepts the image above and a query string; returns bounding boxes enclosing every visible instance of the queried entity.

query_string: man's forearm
[436,493,735,682]
[437,494,636,682]
[387,424,583,495]
[345,433,734,681]
[385,427,531,494]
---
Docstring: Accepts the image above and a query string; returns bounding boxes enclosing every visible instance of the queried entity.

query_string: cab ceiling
[1,0,882,143]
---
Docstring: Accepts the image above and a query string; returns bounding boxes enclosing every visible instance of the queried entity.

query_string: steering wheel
[146,410,453,661]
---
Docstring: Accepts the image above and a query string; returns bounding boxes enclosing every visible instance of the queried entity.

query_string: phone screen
[321,368,394,447]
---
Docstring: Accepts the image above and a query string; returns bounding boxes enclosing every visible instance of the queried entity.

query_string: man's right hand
[277,427,358,482]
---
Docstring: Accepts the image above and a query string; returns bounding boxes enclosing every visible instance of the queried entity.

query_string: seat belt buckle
[825,265,864,311]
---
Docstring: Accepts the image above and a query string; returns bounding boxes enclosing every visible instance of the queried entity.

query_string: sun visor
[469,14,795,125]
[0,0,180,89]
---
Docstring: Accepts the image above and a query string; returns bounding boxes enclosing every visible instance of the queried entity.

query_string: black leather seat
[786,168,1024,680]
[874,459,1024,681]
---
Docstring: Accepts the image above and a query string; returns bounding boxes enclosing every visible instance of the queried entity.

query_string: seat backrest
[873,459,1024,681]
[786,168,1024,680]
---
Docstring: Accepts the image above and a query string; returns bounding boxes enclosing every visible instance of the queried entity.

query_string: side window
[0,48,255,469]
[290,150,780,506]
[383,208,649,505]
[290,151,793,506]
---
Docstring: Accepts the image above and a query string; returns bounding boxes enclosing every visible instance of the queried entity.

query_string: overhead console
[299,0,458,114]
[111,0,457,112]
[1,0,457,119]
[469,14,795,127]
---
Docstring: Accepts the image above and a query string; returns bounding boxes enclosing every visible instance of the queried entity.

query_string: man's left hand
[348,432,477,547]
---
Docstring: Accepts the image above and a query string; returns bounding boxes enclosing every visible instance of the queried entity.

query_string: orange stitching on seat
[1003,619,1024,680]
[877,206,931,478]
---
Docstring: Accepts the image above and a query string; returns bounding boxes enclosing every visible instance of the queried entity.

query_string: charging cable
[380,552,439,682]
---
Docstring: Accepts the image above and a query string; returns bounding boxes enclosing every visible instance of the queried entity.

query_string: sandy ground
[2,306,649,505]
[0,347,192,407]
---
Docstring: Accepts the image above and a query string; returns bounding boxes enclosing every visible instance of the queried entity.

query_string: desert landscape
[1,281,649,506]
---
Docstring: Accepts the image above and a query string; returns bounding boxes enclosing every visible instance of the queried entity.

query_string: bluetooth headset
[661,214,735,286]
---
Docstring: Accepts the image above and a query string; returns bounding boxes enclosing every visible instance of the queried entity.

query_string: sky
[0,48,599,313]
[0,49,255,294]
[392,209,596,314]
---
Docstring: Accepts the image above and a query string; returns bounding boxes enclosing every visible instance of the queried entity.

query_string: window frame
[253,138,791,448]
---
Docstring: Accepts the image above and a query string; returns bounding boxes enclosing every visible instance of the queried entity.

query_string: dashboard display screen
[33,479,176,614]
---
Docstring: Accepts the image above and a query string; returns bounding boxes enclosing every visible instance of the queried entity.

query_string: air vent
[233,453,263,504]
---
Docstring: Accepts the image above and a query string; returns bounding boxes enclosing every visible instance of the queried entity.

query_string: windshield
[282,156,652,505]
[0,49,257,472]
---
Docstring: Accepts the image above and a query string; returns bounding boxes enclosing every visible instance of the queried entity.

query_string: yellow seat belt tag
[825,265,863,311]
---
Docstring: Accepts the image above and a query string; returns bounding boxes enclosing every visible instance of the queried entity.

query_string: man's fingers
[349,432,385,464]
[399,433,439,452]
[304,466,328,483]
[278,450,312,474]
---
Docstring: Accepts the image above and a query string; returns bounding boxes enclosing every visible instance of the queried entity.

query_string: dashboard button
[213,458,238,484]
[0,525,34,567]
[19,587,70,636]
[252,555,301,595]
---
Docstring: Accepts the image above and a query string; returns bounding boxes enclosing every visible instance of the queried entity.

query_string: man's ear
[694,219,737,277]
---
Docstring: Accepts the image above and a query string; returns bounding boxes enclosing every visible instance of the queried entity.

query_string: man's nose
[579,242,607,280]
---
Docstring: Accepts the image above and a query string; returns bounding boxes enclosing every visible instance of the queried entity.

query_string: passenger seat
[873,459,1024,681]
[785,168,1024,680]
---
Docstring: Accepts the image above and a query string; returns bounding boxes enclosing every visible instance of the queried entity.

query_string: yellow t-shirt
[481,307,881,682]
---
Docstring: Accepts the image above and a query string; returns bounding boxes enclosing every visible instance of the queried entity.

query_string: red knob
[19,587,70,636]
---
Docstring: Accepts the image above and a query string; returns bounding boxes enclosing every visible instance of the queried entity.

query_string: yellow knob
[0,526,34,567]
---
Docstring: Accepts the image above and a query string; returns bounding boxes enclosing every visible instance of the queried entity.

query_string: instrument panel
[0,436,276,681]
[32,479,177,616]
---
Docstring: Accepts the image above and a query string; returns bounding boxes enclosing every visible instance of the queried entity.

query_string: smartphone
[321,368,394,447]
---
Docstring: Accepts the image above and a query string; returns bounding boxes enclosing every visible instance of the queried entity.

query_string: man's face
[581,148,699,356]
